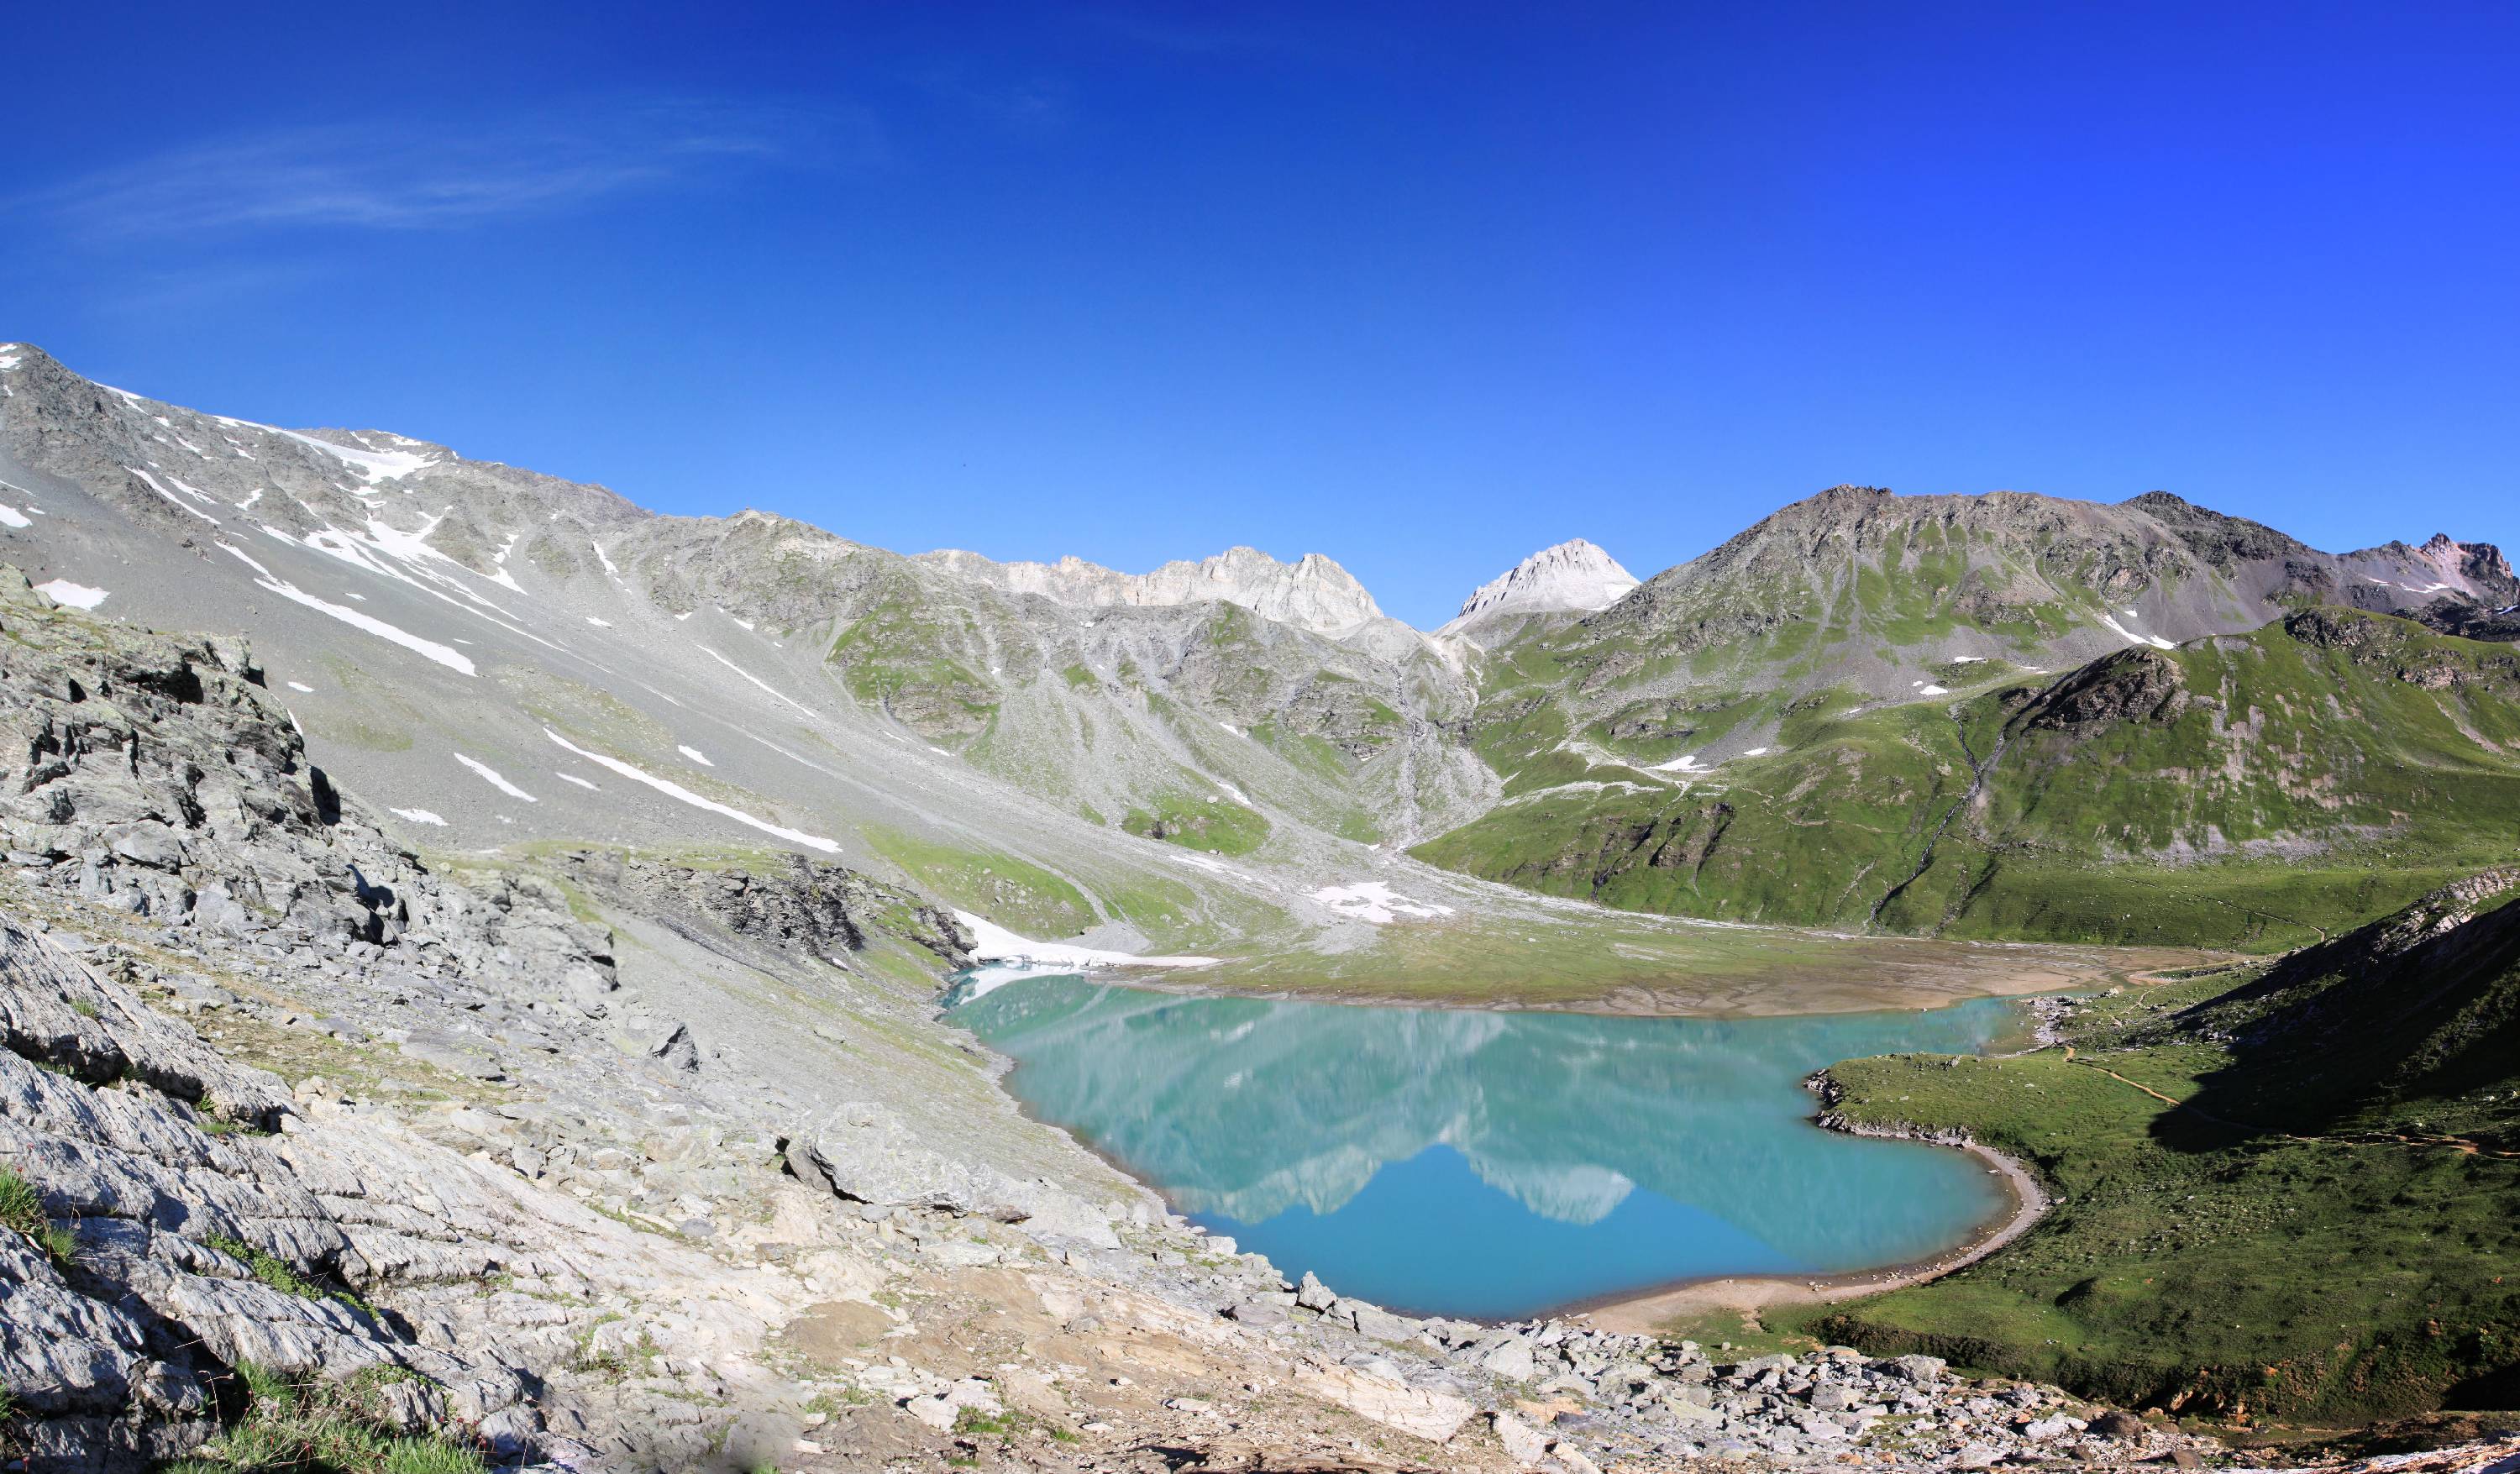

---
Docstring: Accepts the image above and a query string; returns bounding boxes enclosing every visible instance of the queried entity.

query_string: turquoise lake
[947,977,2019,1320]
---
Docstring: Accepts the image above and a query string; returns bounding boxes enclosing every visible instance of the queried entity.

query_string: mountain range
[3,339,2514,966]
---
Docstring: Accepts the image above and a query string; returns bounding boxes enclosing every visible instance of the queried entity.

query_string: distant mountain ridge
[3,338,2516,957]
[915,545,1388,639]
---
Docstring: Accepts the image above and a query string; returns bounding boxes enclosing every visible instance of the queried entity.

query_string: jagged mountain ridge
[1562,484,2512,700]
[915,544,1391,639]
[1451,484,2516,827]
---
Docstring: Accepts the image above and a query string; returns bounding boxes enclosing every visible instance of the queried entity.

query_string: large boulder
[783,1102,1117,1248]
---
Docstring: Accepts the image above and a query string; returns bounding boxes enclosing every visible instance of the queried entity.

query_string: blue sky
[7,3,2516,627]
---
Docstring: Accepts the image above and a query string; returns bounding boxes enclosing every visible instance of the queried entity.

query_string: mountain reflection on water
[948,977,2015,1319]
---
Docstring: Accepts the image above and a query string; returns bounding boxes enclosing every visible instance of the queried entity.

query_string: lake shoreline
[1068,952,2212,1020]
[1572,1083,2050,1336]
[949,973,2067,1328]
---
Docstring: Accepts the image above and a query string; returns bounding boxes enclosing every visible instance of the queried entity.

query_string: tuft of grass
[165,1359,486,1473]
[865,826,1095,937]
[195,1115,266,1139]
[0,1166,76,1267]
[194,1094,271,1139]
[1121,790,1269,856]
[949,1403,1075,1444]
[570,1312,660,1377]
[204,1235,368,1311]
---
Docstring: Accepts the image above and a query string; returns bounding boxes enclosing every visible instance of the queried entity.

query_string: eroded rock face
[551,848,970,972]
[0,569,567,970]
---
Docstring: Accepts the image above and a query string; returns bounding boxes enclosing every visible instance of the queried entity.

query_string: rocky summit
[1440,539,1643,645]
[0,342,2515,1473]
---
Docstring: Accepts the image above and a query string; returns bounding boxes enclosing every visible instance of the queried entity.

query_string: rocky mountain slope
[1421,606,2520,949]
[0,342,1499,977]
[1420,489,2520,948]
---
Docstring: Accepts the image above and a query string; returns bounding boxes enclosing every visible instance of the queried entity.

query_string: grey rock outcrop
[0,919,530,1471]
[783,1101,1119,1249]
[551,847,970,973]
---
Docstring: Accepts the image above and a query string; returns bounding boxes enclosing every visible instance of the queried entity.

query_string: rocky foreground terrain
[1,580,2514,1473]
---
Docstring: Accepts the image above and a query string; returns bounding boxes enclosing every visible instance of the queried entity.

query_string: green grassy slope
[1792,872,2520,1424]
[1416,608,2520,948]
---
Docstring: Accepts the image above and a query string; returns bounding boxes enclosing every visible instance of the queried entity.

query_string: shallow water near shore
[948,976,2020,1320]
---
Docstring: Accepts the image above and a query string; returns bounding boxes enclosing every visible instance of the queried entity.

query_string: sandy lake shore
[1575,1135,2049,1335]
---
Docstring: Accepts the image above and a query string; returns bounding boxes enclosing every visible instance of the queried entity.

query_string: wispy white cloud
[917,69,1076,139]
[27,97,879,241]
[93,257,343,317]
[1083,10,1332,60]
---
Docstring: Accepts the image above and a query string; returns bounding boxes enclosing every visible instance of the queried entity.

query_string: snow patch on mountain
[273,428,440,483]
[543,727,840,853]
[696,646,811,716]
[2101,614,2176,650]
[1309,882,1455,925]
[215,541,476,675]
[127,466,221,526]
[36,580,109,611]
[453,753,536,802]
[952,910,1221,995]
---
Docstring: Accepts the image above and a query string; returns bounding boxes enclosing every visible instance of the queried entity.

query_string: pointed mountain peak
[1444,538,1640,632]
